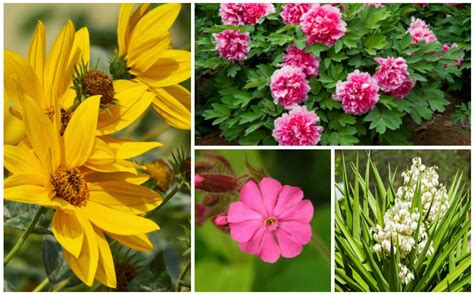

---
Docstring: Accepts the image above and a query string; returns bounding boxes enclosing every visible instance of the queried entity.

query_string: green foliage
[335,154,471,291]
[196,4,471,145]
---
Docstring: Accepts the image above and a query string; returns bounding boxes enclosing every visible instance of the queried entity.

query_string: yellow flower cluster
[4,4,190,288]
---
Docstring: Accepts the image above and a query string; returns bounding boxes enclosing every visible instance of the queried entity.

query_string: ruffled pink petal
[276,229,303,258]
[239,227,265,255]
[258,177,282,215]
[227,201,263,223]
[240,180,266,215]
[273,185,304,216]
[258,230,281,263]
[278,221,312,244]
[229,220,262,243]
[277,199,314,223]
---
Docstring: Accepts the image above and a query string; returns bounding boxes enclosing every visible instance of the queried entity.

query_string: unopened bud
[213,214,229,232]
[194,174,239,193]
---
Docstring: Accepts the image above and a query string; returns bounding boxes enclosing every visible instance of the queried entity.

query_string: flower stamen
[51,166,89,207]
[82,70,115,105]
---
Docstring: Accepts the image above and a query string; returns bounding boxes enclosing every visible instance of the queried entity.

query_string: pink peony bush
[407,17,437,44]
[442,43,465,68]
[300,4,347,47]
[280,3,313,25]
[280,45,320,77]
[213,30,250,61]
[220,3,275,26]
[333,71,380,116]
[272,106,323,146]
[270,66,310,109]
[374,57,410,92]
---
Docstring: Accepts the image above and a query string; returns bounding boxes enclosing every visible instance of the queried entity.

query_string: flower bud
[195,174,239,193]
[213,214,230,232]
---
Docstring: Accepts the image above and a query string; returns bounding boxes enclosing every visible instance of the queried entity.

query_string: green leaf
[4,202,50,234]
[364,107,403,134]
[239,130,266,145]
[128,252,173,291]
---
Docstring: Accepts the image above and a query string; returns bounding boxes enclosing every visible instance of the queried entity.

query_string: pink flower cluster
[220,3,275,26]
[270,66,310,109]
[333,71,380,115]
[442,43,465,68]
[273,106,323,146]
[374,57,413,99]
[281,45,320,78]
[300,4,347,47]
[280,3,313,25]
[213,30,250,61]
[227,177,313,263]
[407,18,437,44]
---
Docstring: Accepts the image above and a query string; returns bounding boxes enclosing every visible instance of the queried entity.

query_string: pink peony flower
[273,106,324,146]
[280,3,313,25]
[300,4,347,47]
[214,30,250,61]
[280,45,320,77]
[270,66,310,109]
[389,78,414,99]
[373,57,410,92]
[220,3,275,26]
[227,177,314,263]
[442,43,464,68]
[407,17,437,44]
[333,70,380,115]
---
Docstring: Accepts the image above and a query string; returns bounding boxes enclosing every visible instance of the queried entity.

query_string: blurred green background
[195,150,331,292]
[4,4,191,291]
[336,150,471,188]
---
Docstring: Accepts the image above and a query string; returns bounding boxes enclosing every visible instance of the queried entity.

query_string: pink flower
[300,4,347,47]
[388,78,414,99]
[333,70,380,115]
[273,106,324,146]
[227,177,314,263]
[407,17,437,44]
[213,214,230,232]
[374,57,410,92]
[214,30,250,61]
[280,3,313,25]
[220,3,275,26]
[270,66,310,109]
[442,43,464,68]
[280,45,320,77]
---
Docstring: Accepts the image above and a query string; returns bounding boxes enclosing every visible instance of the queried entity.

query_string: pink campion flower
[373,57,410,92]
[272,106,324,146]
[280,45,320,77]
[270,66,310,109]
[407,17,437,44]
[213,30,250,61]
[389,78,414,99]
[300,4,347,47]
[227,177,314,263]
[280,3,313,25]
[220,3,275,26]
[442,43,464,68]
[333,70,380,115]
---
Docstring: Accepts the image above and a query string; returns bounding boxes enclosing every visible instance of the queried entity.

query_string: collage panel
[4,3,191,292]
[195,3,470,146]
[194,150,331,291]
[335,150,471,292]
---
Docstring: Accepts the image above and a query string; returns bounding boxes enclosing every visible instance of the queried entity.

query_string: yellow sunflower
[4,95,163,288]
[112,3,191,130]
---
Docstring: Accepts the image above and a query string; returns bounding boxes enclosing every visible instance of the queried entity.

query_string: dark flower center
[82,70,115,105]
[51,166,89,207]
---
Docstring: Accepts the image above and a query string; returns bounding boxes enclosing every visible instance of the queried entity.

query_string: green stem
[148,183,183,216]
[4,206,46,266]
[32,277,49,292]
[175,260,191,292]
[53,276,73,292]
[309,234,331,262]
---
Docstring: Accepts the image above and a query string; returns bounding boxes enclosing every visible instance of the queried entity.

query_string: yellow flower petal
[4,174,52,206]
[164,84,191,110]
[117,4,134,57]
[22,95,61,172]
[86,138,116,166]
[88,181,162,214]
[151,88,191,130]
[4,50,44,108]
[70,27,90,67]
[4,145,45,176]
[96,80,153,135]
[128,33,171,73]
[64,96,100,168]
[85,159,140,175]
[107,232,154,252]
[83,201,160,235]
[44,20,75,106]
[83,171,149,185]
[52,210,84,258]
[63,214,99,287]
[28,21,46,87]
[93,226,117,288]
[100,135,162,159]
[134,50,191,87]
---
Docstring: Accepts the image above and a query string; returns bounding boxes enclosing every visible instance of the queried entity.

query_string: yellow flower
[4,93,25,145]
[4,95,163,288]
[114,3,191,130]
